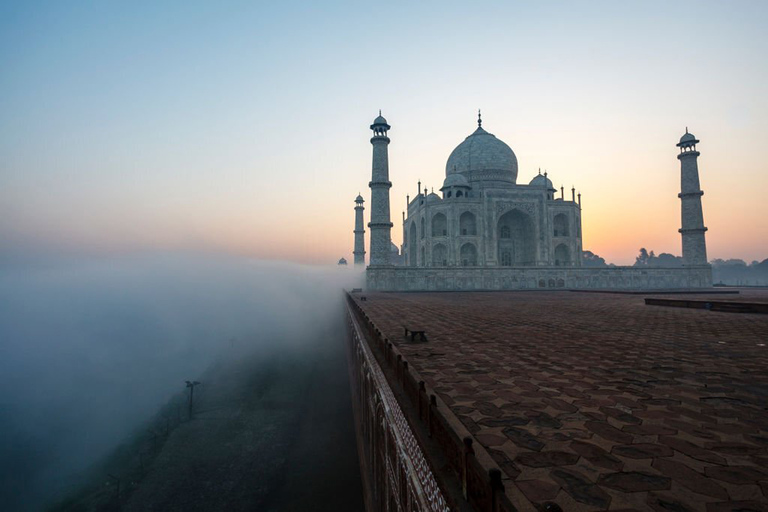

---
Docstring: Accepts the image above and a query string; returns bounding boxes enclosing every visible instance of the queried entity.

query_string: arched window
[501,251,512,266]
[446,191,452,198]
[456,190,463,198]
[553,213,569,237]
[500,226,510,239]
[460,243,477,266]
[459,211,476,236]
[420,217,425,239]
[421,246,425,265]
[432,244,448,266]
[431,213,447,237]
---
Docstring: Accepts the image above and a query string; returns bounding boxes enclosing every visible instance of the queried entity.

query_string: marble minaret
[368,112,393,266]
[676,129,708,266]
[353,194,366,265]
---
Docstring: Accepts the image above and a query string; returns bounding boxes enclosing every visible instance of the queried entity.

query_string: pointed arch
[460,243,477,266]
[459,211,476,236]
[497,209,536,266]
[431,213,447,237]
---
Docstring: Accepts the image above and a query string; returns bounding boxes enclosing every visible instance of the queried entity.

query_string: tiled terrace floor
[353,290,768,512]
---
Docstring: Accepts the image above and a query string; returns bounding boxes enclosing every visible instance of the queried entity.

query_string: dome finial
[379,109,382,116]
[538,167,541,175]
[477,109,482,128]
[685,126,688,134]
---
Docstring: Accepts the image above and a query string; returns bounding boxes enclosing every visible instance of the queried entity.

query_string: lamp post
[185,380,201,419]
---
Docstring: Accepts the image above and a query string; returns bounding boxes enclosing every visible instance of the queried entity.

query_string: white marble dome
[529,173,554,189]
[445,126,518,183]
[441,173,470,189]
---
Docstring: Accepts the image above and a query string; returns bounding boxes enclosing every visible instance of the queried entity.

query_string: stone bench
[403,326,428,342]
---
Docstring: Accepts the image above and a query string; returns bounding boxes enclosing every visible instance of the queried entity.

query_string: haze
[0,255,363,510]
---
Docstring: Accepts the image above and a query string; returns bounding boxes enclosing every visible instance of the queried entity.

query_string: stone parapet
[366,266,712,291]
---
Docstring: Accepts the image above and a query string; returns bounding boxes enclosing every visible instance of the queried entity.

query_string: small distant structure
[338,257,348,266]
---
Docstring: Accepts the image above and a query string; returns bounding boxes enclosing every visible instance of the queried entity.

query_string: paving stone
[598,471,672,492]
[646,492,698,512]
[549,468,612,509]
[475,433,507,447]
[479,416,530,427]
[705,501,768,512]
[489,449,521,479]
[503,427,545,452]
[707,443,765,457]
[612,443,674,459]
[585,421,634,443]
[515,451,580,468]
[704,465,768,484]
[515,479,560,502]
[659,436,728,465]
[570,440,624,471]
[623,424,678,436]
[652,458,729,499]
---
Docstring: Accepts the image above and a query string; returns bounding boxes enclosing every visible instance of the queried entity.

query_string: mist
[0,254,363,511]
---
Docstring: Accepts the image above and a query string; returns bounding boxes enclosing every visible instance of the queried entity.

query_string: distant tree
[635,249,682,267]
[711,257,768,285]
[635,248,650,266]
[653,253,683,267]
[582,250,609,267]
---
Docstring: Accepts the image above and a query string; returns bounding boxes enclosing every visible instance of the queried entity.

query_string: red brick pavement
[354,290,768,512]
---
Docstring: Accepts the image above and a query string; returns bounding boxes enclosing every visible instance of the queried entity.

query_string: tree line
[581,249,768,285]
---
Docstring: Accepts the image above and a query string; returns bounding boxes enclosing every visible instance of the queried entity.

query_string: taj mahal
[352,112,712,291]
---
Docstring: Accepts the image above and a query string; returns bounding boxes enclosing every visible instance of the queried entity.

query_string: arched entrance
[432,243,447,266]
[408,222,417,266]
[460,243,477,266]
[497,209,536,266]
[554,243,570,266]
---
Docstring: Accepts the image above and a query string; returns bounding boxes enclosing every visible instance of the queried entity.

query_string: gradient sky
[1,1,766,265]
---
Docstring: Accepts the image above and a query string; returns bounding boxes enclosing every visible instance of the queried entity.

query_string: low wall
[366,265,712,291]
[345,294,518,512]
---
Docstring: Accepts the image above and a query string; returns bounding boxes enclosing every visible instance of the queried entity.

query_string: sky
[1,1,767,266]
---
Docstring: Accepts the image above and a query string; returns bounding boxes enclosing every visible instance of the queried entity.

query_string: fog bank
[0,254,362,511]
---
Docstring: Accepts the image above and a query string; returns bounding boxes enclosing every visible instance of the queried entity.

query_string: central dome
[445,126,518,184]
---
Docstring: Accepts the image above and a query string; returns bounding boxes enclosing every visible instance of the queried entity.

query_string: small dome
[446,126,518,184]
[677,129,699,147]
[441,173,471,189]
[373,114,387,125]
[355,194,364,202]
[427,192,441,203]
[529,173,554,189]
[337,257,348,265]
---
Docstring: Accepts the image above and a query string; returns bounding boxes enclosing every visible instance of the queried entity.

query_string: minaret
[676,128,708,266]
[353,194,366,265]
[368,112,393,266]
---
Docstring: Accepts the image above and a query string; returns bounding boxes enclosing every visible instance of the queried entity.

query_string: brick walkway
[354,290,768,512]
